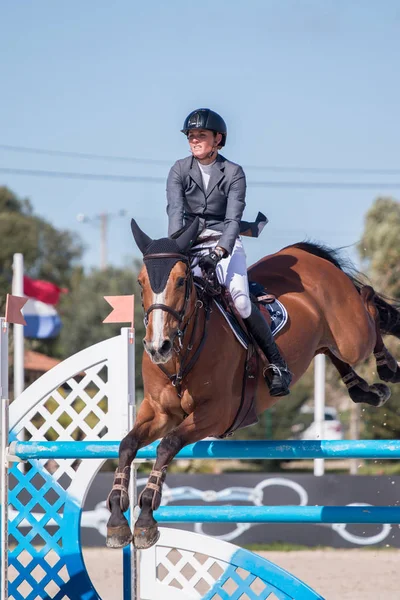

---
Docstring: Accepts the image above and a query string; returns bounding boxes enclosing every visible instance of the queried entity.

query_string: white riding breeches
[191,229,252,319]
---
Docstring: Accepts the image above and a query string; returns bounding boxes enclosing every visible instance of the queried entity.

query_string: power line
[248,181,400,189]
[1,166,400,189]
[0,144,170,166]
[1,143,400,175]
[0,167,165,183]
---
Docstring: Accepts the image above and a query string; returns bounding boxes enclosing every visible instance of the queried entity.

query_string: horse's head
[131,218,199,364]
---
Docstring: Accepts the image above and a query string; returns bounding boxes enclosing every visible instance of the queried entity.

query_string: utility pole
[77,210,127,270]
[349,401,361,475]
[100,213,107,271]
[314,354,326,476]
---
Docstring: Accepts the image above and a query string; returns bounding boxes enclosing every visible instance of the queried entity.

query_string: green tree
[357,196,400,440]
[56,265,145,395]
[358,197,400,297]
[0,186,83,310]
[0,186,84,360]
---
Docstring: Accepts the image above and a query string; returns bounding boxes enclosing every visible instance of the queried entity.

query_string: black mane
[290,241,351,273]
[289,241,400,336]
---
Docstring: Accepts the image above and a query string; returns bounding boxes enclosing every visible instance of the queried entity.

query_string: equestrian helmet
[181,108,227,147]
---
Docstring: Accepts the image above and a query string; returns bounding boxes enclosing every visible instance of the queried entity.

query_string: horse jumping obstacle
[1,320,400,599]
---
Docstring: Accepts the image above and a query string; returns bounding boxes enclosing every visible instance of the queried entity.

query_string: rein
[157,294,211,397]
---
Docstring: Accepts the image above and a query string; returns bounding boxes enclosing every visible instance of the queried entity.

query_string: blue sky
[1,1,400,271]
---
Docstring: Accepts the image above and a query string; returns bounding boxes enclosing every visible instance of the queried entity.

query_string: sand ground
[82,547,400,600]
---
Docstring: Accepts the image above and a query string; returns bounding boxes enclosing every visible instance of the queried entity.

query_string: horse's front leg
[106,398,175,548]
[133,408,217,549]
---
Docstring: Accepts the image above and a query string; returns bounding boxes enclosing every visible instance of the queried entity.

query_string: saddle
[196,277,289,438]
[215,282,288,348]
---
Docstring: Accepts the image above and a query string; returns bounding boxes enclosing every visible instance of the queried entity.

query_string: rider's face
[187,129,221,161]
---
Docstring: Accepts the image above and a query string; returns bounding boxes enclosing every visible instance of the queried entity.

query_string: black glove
[199,250,222,277]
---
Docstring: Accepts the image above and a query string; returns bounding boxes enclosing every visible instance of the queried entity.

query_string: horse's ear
[130,219,153,255]
[175,218,200,252]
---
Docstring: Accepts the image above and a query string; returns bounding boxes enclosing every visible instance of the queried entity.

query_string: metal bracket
[5,441,25,464]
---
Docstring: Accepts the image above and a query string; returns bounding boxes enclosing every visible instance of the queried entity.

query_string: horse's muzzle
[143,338,173,364]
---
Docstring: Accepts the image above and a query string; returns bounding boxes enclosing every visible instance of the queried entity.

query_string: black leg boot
[244,302,292,397]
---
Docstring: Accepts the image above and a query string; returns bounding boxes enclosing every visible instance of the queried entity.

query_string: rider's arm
[218,165,246,255]
[166,161,185,237]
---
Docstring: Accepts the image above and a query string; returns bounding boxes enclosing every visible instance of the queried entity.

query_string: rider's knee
[233,294,252,319]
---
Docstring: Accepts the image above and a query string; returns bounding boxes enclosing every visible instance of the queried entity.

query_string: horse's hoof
[106,524,133,549]
[377,363,400,383]
[133,525,160,549]
[370,383,391,407]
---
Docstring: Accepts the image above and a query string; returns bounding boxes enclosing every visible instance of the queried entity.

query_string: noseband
[143,253,193,330]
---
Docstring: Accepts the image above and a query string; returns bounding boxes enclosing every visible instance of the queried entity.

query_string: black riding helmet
[181,108,227,147]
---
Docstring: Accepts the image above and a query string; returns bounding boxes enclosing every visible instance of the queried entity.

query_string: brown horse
[106,218,400,550]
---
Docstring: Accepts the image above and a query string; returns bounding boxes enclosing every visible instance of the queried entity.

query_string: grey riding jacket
[166,154,246,255]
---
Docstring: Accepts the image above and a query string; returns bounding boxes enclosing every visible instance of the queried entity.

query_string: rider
[166,108,291,396]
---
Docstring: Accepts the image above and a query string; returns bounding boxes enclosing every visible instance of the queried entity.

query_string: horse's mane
[289,241,400,336]
[289,241,359,281]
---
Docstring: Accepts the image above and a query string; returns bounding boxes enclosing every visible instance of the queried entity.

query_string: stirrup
[263,364,292,397]
[263,363,291,378]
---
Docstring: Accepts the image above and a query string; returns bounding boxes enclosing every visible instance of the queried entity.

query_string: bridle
[143,253,193,338]
[141,251,211,397]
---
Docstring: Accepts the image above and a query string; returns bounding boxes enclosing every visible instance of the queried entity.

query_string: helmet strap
[189,145,218,160]
[208,134,220,158]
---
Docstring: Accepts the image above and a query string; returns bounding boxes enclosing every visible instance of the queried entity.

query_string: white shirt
[197,159,216,191]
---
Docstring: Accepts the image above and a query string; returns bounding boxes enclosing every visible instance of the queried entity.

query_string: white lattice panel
[156,545,227,596]
[8,331,134,600]
[140,528,251,600]
[140,528,322,600]
[10,334,130,440]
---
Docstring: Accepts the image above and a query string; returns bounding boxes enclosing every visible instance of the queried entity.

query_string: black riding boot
[244,302,292,397]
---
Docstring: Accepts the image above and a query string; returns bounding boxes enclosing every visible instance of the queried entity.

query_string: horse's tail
[290,241,400,340]
[370,294,400,339]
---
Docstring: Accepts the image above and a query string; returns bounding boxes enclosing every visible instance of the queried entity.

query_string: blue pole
[154,505,400,524]
[11,439,400,460]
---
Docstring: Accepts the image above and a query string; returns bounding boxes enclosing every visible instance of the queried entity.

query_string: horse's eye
[177,277,185,287]
[137,279,143,288]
